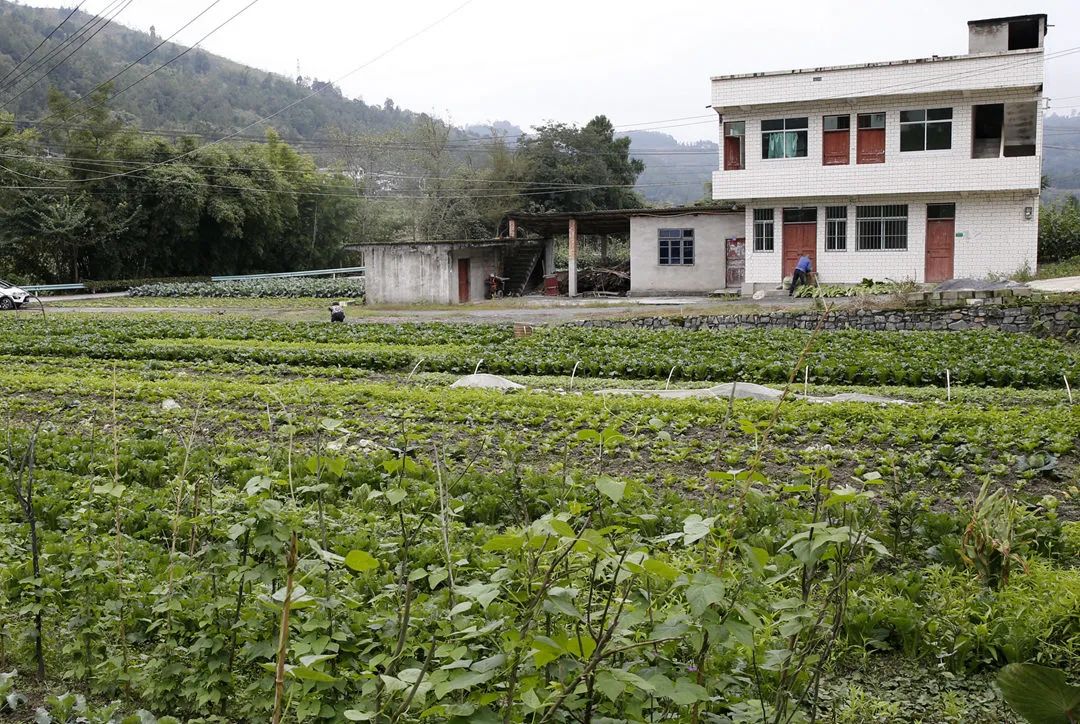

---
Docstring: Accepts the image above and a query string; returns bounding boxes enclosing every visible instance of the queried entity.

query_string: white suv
[0,280,30,310]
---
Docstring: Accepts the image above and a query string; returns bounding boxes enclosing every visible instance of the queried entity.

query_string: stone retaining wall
[572,303,1080,336]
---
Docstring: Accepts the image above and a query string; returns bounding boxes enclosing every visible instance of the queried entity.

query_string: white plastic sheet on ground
[594,382,907,404]
[449,374,526,391]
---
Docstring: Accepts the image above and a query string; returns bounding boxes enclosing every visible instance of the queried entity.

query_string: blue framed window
[658,228,694,265]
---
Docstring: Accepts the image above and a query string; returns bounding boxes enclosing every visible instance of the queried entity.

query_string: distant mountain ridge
[0,0,418,142]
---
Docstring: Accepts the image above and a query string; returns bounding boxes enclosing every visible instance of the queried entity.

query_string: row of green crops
[0,350,1078,722]
[4,315,1079,388]
[128,278,365,299]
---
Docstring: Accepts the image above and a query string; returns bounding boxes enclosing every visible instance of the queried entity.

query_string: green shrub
[1039,195,1080,263]
[129,278,365,299]
[850,561,1080,672]
[83,276,211,293]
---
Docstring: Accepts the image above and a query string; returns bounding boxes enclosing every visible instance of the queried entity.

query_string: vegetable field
[0,314,1077,723]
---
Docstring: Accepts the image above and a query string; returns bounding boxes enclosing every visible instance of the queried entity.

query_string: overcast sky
[22,0,1080,142]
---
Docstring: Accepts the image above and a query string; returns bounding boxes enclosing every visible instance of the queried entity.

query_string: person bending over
[790,256,812,296]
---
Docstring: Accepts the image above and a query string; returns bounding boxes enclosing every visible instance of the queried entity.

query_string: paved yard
[36,294,816,325]
[1029,276,1080,293]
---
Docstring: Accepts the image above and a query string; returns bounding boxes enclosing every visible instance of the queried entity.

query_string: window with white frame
[658,228,694,265]
[900,108,953,151]
[826,206,848,251]
[761,118,808,159]
[856,205,908,250]
[753,209,774,252]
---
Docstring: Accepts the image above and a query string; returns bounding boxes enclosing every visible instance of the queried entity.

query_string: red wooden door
[822,130,849,165]
[925,205,955,282]
[725,237,745,287]
[857,128,885,164]
[724,136,743,170]
[457,259,471,302]
[782,222,817,280]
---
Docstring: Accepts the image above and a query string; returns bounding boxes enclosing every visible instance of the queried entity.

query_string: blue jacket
[795,256,812,273]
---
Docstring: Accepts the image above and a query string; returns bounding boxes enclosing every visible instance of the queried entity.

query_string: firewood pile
[578,262,630,295]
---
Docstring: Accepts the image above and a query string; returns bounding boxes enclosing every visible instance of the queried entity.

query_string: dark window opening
[824,115,850,131]
[658,228,694,266]
[753,209,775,252]
[900,108,953,152]
[927,203,956,220]
[782,207,817,224]
[972,104,1004,158]
[972,103,1036,158]
[762,117,808,159]
[1008,18,1039,50]
[858,113,885,130]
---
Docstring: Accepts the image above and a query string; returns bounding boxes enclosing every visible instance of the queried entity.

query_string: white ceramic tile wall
[741,193,1038,285]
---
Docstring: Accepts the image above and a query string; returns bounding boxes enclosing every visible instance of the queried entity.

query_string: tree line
[0,86,645,283]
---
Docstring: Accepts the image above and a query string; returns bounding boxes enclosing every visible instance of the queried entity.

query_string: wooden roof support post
[568,217,578,298]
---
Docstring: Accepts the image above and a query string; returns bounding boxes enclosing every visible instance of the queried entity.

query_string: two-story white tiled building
[710,14,1046,291]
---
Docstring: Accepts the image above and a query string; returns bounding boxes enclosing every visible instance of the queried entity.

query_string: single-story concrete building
[357,239,551,305]
[508,206,744,297]
[357,206,745,305]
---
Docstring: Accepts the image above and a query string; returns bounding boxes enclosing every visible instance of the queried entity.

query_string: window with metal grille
[900,108,953,151]
[658,228,695,265]
[826,206,848,251]
[761,117,808,159]
[753,209,774,252]
[856,205,908,250]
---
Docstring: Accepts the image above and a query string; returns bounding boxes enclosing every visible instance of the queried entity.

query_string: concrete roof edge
[709,47,1042,83]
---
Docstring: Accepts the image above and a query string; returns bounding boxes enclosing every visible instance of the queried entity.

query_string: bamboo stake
[272,532,299,724]
[803,366,809,397]
[1065,374,1074,404]
[945,369,952,402]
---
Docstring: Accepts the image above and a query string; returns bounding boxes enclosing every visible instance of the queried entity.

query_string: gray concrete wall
[362,244,504,305]
[968,21,1009,53]
[630,213,743,295]
[363,244,453,305]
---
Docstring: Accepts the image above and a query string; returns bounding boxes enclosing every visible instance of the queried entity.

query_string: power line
[11,117,722,155]
[0,0,124,95]
[0,1,87,89]
[0,0,134,111]
[33,0,263,133]
[0,150,717,184]
[0,167,709,199]
[53,0,478,186]
[0,152,710,197]
[31,0,227,127]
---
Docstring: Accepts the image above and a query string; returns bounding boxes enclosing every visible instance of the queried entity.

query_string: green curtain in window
[785,131,799,158]
[767,133,786,159]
